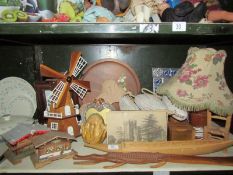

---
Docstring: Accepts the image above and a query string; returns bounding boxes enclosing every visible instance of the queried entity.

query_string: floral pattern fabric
[157,47,233,116]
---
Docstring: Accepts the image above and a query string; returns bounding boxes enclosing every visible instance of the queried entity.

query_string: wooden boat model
[85,140,233,155]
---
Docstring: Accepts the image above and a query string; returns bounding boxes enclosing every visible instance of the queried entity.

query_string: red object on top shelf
[41,13,70,22]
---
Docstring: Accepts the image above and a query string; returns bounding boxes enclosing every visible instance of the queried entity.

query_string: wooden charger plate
[79,58,141,105]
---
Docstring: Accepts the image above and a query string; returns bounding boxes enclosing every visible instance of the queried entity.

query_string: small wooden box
[189,110,207,127]
[168,123,195,141]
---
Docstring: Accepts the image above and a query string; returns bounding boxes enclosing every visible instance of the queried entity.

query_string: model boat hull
[85,140,233,155]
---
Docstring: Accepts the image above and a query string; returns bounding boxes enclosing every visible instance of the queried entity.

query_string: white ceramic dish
[5,95,36,118]
[4,88,37,111]
[28,13,42,22]
[0,77,37,117]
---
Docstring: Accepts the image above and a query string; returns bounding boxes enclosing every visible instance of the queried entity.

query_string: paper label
[108,144,119,150]
[140,24,159,33]
[172,22,186,32]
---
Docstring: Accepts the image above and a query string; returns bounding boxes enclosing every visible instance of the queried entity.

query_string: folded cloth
[83,5,116,22]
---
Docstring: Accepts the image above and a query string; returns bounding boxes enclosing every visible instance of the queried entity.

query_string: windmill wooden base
[47,116,80,137]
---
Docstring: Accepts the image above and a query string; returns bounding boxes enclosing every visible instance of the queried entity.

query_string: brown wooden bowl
[79,58,141,105]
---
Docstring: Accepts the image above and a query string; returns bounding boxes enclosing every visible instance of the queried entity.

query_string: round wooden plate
[79,58,141,105]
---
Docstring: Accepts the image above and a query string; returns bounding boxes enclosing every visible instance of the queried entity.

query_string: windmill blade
[73,79,91,91]
[68,52,87,77]
[55,82,70,108]
[70,80,90,99]
[40,64,66,79]
[69,51,81,75]
[47,81,65,105]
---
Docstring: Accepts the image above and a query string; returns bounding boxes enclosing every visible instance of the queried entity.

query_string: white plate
[0,77,36,100]
[5,95,35,117]
[0,77,37,117]
[4,88,37,110]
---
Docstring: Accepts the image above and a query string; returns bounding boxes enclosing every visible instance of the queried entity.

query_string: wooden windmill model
[40,51,90,137]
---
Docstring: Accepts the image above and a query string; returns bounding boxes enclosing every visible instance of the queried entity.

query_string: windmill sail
[70,82,87,99]
[41,51,90,109]
[55,82,70,108]
[40,64,65,79]
[72,56,87,77]
[47,81,65,105]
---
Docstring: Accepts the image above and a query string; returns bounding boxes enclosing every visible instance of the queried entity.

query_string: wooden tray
[79,58,141,105]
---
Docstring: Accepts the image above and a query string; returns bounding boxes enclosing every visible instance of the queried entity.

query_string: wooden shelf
[1,137,233,173]
[0,116,232,173]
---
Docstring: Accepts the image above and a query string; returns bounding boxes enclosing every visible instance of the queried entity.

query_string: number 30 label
[172,22,186,32]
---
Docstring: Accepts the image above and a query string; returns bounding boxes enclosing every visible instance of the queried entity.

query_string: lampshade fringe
[161,91,232,117]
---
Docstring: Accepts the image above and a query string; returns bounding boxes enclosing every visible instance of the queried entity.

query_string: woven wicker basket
[119,94,139,110]
[134,88,167,110]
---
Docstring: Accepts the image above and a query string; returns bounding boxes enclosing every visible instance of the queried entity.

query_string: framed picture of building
[34,81,57,124]
[106,110,168,144]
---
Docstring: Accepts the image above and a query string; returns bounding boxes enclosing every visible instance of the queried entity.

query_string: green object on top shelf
[0,0,21,6]
[37,0,57,13]
[1,9,17,22]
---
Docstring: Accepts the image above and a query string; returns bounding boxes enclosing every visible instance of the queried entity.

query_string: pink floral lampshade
[157,47,233,116]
